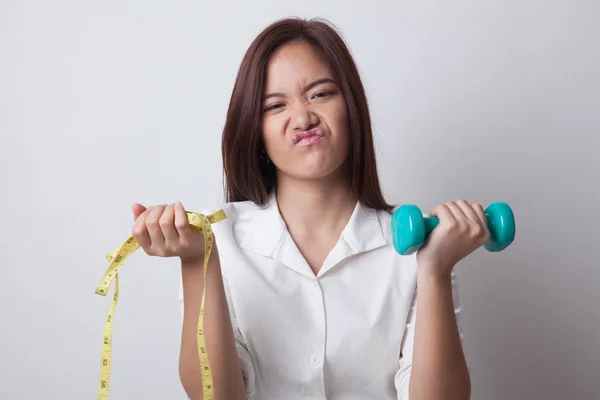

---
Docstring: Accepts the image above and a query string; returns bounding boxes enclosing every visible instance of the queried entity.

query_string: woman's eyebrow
[263,77,337,100]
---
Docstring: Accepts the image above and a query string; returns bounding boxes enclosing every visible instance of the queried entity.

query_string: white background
[2,1,599,399]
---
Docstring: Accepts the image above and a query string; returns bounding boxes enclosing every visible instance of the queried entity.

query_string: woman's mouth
[292,128,325,147]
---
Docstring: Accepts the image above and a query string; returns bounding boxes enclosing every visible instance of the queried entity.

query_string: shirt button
[311,354,321,364]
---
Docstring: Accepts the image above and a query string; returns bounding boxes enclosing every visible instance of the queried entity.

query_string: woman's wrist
[180,253,207,268]
[417,262,455,286]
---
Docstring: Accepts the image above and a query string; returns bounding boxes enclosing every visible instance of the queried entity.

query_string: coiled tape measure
[94,208,227,400]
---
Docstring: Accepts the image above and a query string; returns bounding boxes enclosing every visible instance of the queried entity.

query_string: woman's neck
[274,172,357,237]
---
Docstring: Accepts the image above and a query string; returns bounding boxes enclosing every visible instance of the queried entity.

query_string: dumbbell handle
[422,203,515,252]
[421,214,494,236]
[422,216,440,238]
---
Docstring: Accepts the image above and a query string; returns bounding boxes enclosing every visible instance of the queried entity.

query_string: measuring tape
[94,208,227,400]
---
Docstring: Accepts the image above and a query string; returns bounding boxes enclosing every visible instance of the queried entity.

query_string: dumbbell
[391,202,515,255]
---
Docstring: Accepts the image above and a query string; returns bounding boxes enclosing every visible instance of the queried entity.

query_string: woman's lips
[292,128,325,146]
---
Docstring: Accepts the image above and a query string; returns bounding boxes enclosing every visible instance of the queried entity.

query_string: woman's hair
[221,17,393,212]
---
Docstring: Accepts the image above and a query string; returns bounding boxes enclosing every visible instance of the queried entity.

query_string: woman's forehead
[264,42,333,91]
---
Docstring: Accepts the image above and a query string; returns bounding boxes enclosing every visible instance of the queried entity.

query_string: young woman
[131,17,487,400]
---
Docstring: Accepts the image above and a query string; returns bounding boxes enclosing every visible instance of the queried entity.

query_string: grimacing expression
[261,41,351,181]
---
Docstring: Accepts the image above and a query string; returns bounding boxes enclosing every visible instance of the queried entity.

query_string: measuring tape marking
[95,209,227,400]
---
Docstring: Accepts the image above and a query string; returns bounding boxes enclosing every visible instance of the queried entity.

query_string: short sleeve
[393,269,464,399]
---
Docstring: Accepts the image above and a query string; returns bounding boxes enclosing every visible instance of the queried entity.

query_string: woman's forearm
[408,269,471,400]
[179,247,246,400]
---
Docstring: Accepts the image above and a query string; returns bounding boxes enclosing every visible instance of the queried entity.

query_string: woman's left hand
[416,199,490,279]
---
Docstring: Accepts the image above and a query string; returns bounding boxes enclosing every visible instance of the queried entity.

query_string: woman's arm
[408,270,470,400]
[179,245,247,400]
[407,199,491,399]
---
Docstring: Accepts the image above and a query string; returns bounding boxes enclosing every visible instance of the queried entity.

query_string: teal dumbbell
[391,202,515,255]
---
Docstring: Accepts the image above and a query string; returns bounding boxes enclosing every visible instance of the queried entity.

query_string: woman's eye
[265,103,284,111]
[312,91,334,99]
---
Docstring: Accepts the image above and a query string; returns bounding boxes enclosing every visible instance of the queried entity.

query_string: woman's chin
[277,163,345,182]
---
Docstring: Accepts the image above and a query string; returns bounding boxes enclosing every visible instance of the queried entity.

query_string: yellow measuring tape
[94,209,227,400]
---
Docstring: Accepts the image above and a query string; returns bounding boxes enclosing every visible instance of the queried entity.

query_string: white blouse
[180,191,463,399]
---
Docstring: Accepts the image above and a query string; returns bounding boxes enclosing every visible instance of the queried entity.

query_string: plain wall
[2,0,599,399]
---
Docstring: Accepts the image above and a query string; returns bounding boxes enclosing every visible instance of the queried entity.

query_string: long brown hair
[221,17,393,212]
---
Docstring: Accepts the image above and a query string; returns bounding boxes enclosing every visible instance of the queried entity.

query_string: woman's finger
[471,203,487,227]
[146,205,167,248]
[132,203,146,220]
[429,203,456,227]
[174,201,191,237]
[456,199,481,224]
[445,201,468,225]
[132,207,152,249]
[160,204,178,246]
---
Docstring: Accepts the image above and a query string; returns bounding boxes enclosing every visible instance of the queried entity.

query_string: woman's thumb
[132,203,146,220]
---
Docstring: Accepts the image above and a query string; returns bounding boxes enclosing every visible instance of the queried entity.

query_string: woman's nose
[290,103,318,131]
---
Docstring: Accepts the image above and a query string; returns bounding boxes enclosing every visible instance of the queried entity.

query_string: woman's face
[261,41,350,182]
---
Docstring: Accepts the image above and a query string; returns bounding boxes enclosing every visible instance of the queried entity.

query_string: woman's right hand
[132,201,206,264]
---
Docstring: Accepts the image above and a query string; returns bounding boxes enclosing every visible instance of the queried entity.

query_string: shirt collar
[235,190,389,278]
